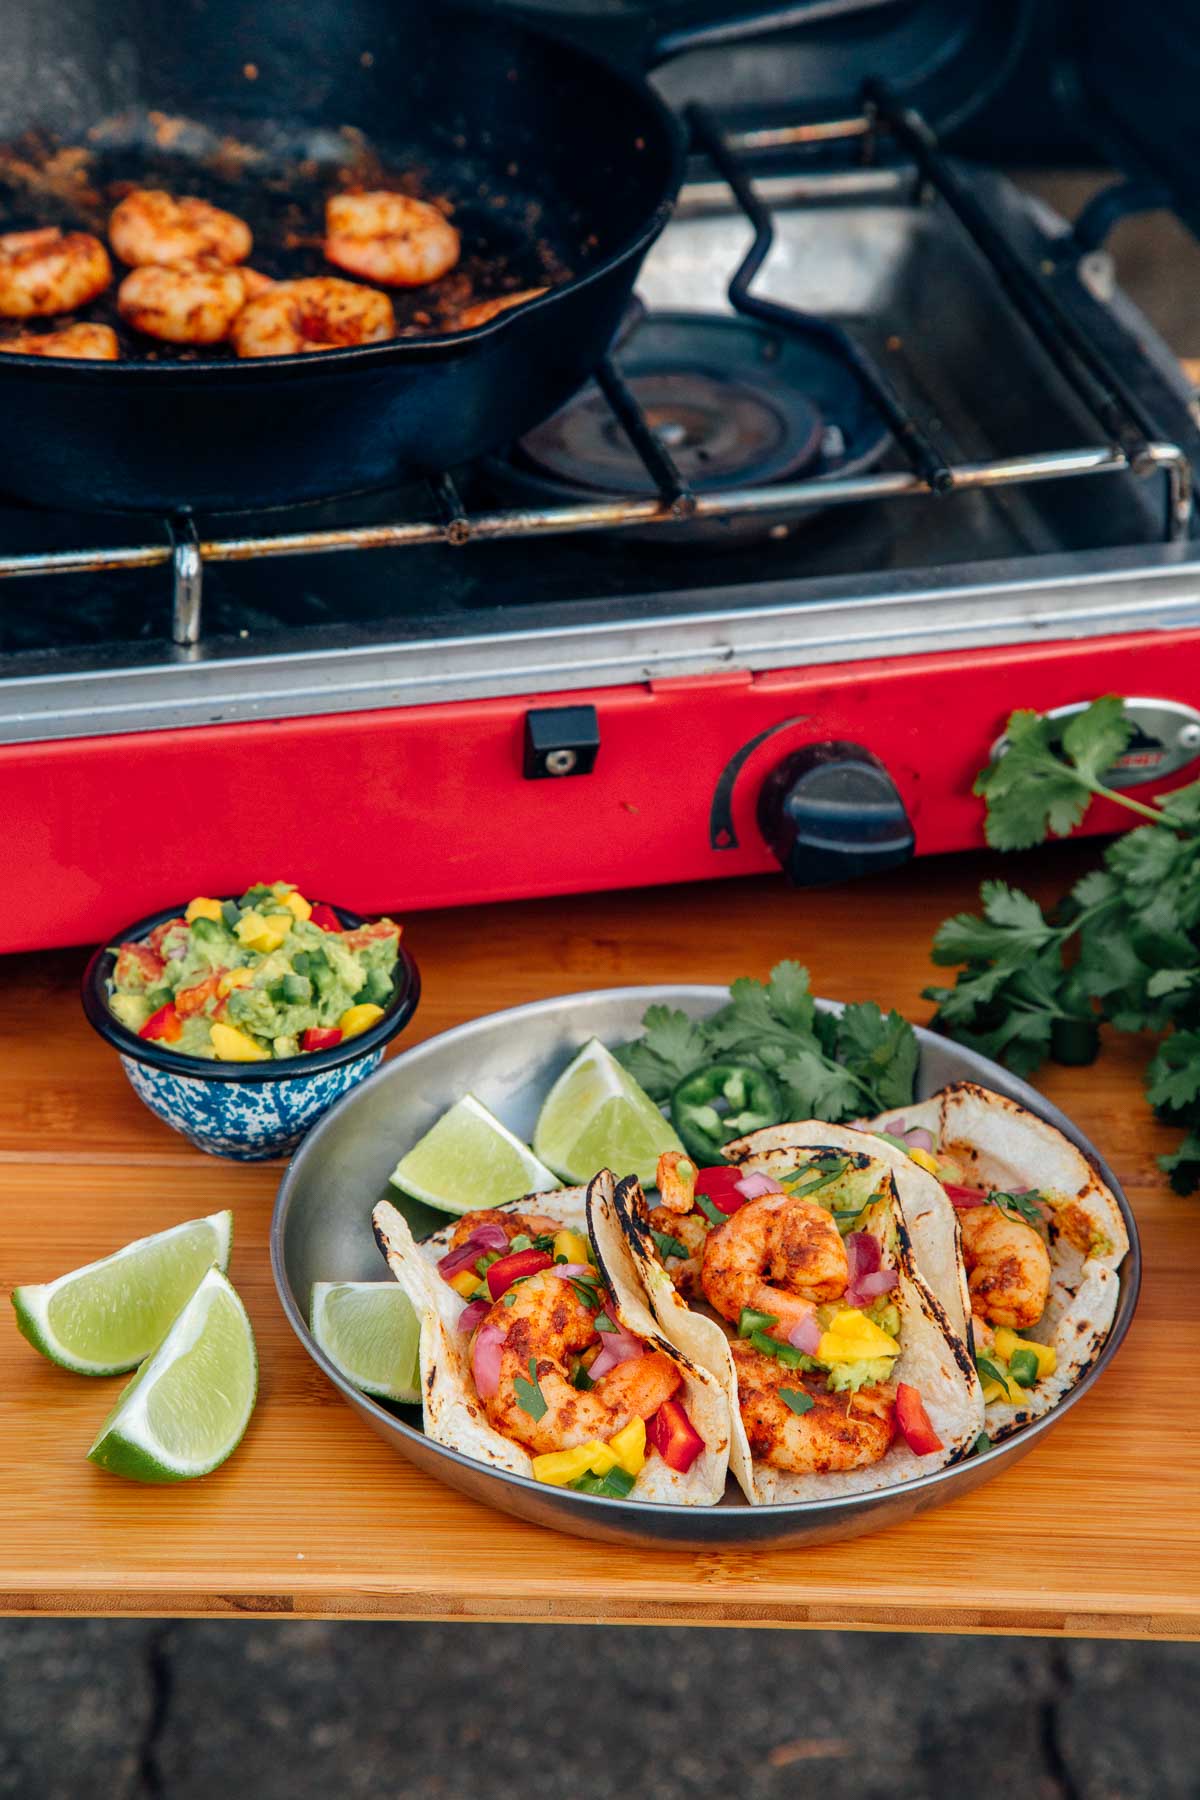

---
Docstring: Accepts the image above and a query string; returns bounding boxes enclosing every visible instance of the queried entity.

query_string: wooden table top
[3,848,1196,1634]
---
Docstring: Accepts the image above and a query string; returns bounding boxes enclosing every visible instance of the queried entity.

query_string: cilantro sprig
[927,696,1200,1193]
[616,962,918,1128]
[513,1357,547,1421]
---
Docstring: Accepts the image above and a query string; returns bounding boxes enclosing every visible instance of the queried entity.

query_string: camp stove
[4,2,1200,952]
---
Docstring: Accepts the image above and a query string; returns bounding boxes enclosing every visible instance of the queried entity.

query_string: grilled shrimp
[109,190,252,268]
[646,1204,709,1298]
[3,322,118,359]
[731,1339,895,1473]
[479,1271,680,1456]
[701,1190,849,1333]
[231,277,394,357]
[447,1207,563,1250]
[117,262,268,345]
[324,191,460,287]
[958,1204,1051,1329]
[0,228,111,318]
[457,287,548,329]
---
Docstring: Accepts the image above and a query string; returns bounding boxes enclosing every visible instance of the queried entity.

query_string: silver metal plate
[271,986,1140,1549]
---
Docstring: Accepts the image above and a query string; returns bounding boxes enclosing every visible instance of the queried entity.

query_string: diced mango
[994,1327,1056,1380]
[607,1416,646,1477]
[982,1370,1027,1407]
[279,890,312,922]
[339,1002,385,1040]
[209,1021,270,1062]
[217,967,254,998]
[448,1268,482,1299]
[235,910,292,954]
[908,1147,941,1177]
[817,1308,901,1365]
[185,896,223,924]
[553,1229,591,1268]
[531,1441,616,1487]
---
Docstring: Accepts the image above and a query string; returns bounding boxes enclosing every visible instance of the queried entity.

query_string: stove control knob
[757,741,915,887]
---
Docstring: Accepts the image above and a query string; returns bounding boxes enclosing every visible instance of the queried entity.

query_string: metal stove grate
[0,102,1192,651]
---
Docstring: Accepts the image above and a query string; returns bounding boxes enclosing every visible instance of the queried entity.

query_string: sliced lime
[389,1092,561,1215]
[533,1036,683,1186]
[88,1268,257,1483]
[11,1211,233,1377]
[310,1281,421,1403]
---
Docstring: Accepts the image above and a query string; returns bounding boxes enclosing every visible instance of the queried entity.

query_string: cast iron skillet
[0,0,893,514]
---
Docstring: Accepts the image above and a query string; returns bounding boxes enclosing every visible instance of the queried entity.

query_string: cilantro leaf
[1145,1032,1200,1112]
[779,1388,815,1416]
[765,960,816,1034]
[513,1357,547,1421]
[1060,695,1136,785]
[1158,781,1200,827]
[775,1048,862,1122]
[932,882,1060,967]
[988,1190,1047,1230]
[695,1193,724,1227]
[614,1005,710,1100]
[974,708,1095,850]
[650,1228,689,1261]
[836,1004,919,1111]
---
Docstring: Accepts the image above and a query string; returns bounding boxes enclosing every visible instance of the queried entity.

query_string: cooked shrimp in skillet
[117,262,259,345]
[700,1189,850,1336]
[109,190,252,267]
[445,1207,563,1250]
[4,322,118,359]
[731,1339,895,1474]
[477,1269,680,1457]
[958,1203,1051,1330]
[457,286,548,329]
[0,228,111,318]
[231,277,394,356]
[324,191,460,287]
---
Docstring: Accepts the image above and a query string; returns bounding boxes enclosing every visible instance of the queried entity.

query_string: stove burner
[487,312,892,540]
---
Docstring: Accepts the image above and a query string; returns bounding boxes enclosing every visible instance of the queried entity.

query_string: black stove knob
[757,741,915,887]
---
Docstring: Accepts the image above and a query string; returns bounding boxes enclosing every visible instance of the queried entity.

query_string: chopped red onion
[457,1297,491,1336]
[845,1230,898,1306]
[904,1127,935,1154]
[471,1322,505,1399]
[548,1263,593,1281]
[734,1172,786,1200]
[882,1116,908,1135]
[855,1268,898,1300]
[788,1313,821,1354]
[587,1310,644,1382]
[436,1222,510,1280]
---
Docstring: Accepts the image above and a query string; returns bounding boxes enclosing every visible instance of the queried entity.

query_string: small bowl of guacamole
[82,882,420,1160]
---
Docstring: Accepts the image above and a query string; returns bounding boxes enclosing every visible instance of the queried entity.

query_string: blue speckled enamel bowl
[81,899,420,1162]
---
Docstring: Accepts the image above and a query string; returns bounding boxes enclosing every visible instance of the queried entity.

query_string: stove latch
[757,741,915,887]
[523,705,601,780]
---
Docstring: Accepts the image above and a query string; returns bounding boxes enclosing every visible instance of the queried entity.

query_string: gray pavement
[2,1621,1198,1799]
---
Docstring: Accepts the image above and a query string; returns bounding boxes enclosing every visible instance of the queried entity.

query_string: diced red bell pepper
[308,903,344,933]
[647,1398,705,1473]
[693,1165,747,1216]
[485,1247,554,1301]
[139,1003,183,1044]
[943,1182,989,1208]
[894,1382,943,1455]
[115,942,165,988]
[340,920,402,952]
[301,1026,344,1053]
[147,916,188,956]
[175,972,224,1017]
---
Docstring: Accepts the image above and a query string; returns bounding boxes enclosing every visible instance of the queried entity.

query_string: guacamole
[108,881,402,1062]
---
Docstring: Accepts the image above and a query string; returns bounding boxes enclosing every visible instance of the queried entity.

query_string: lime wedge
[310,1281,421,1403]
[11,1211,233,1377]
[533,1036,683,1186]
[88,1268,257,1483]
[389,1093,561,1215]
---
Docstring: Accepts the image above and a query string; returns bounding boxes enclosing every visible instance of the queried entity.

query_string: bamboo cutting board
[2,849,1197,1634]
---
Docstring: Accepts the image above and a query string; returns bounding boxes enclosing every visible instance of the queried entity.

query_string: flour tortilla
[614,1151,983,1505]
[868,1083,1128,1441]
[725,1119,973,1349]
[372,1177,729,1505]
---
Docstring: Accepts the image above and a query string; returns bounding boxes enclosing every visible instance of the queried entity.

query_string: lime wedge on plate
[310,1281,421,1403]
[88,1267,257,1483]
[11,1210,233,1376]
[390,1093,561,1215]
[533,1036,683,1186]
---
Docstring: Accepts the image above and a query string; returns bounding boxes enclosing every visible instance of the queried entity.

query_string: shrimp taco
[372,1173,730,1505]
[866,1082,1129,1442]
[615,1148,983,1505]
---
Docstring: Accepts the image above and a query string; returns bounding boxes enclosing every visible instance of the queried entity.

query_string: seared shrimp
[0,228,111,318]
[958,1204,1051,1329]
[231,277,394,357]
[117,262,265,345]
[457,287,548,329]
[4,322,118,360]
[701,1190,849,1335]
[480,1271,680,1456]
[325,191,460,287]
[646,1204,709,1298]
[655,1151,697,1215]
[109,190,252,268]
[731,1339,895,1474]
[446,1207,563,1250]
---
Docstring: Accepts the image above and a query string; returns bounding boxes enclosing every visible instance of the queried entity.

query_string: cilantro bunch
[924,697,1200,1192]
[616,960,918,1124]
